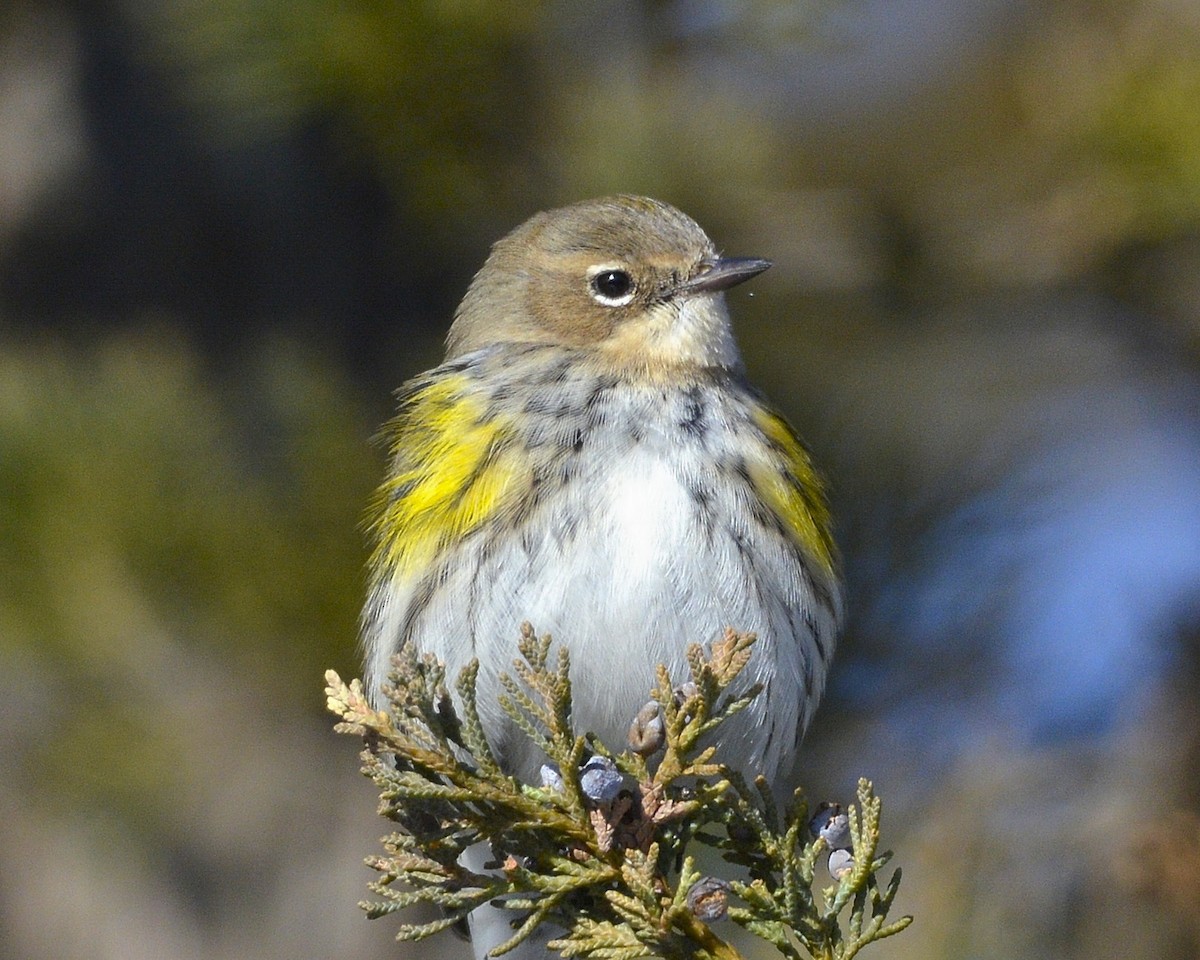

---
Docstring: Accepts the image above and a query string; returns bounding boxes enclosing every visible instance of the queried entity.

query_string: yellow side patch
[747,406,837,580]
[368,374,523,580]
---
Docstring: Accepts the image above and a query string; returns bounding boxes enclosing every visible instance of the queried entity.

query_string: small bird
[362,193,842,793]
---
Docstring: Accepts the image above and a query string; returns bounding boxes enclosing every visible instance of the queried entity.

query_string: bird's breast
[365,358,835,783]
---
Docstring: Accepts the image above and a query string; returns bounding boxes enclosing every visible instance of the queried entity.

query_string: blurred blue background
[2,1,1200,958]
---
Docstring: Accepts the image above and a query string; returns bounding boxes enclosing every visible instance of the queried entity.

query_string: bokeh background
[3,1,1200,958]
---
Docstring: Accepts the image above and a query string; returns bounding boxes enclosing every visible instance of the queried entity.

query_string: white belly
[379,454,806,783]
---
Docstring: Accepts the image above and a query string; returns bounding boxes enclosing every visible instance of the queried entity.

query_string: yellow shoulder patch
[368,373,524,580]
[747,405,838,580]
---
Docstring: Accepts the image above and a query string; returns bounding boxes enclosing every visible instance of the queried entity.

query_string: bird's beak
[676,257,772,295]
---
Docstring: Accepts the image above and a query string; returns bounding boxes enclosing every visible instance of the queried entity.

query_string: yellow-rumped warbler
[362,195,842,790]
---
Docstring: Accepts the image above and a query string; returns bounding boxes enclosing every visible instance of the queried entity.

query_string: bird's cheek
[534,299,615,346]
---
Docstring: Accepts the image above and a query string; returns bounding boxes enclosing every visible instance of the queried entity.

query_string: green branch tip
[328,626,911,959]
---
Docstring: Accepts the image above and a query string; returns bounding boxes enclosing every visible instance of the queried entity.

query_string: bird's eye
[588,268,635,306]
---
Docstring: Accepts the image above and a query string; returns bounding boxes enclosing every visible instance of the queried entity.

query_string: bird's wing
[367,369,527,582]
[745,404,839,585]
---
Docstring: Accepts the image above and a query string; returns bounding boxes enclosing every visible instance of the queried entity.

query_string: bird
[360,197,842,947]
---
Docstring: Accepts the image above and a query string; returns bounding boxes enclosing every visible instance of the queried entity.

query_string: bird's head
[446,196,770,375]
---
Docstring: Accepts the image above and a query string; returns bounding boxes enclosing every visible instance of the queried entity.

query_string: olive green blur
[2,2,1200,960]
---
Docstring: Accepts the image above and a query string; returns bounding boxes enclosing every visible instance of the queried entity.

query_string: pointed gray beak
[676,257,772,295]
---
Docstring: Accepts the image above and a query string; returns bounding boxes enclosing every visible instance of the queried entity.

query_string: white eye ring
[587,264,636,307]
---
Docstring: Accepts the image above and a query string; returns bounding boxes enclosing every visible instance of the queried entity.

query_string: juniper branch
[327,626,912,959]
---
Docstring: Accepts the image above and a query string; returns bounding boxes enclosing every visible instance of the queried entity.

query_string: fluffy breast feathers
[366,355,837,591]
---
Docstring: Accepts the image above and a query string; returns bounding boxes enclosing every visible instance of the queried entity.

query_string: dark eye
[589,269,634,304]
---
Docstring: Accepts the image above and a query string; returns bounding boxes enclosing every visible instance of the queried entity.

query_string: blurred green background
[3,1,1200,958]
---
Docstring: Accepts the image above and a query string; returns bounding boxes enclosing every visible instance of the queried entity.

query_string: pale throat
[600,295,743,373]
